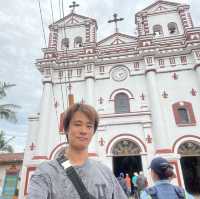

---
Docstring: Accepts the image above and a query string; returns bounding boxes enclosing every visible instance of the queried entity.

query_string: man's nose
[80,125,87,134]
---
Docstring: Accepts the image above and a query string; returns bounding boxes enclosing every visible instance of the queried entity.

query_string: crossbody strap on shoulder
[56,156,96,199]
[173,186,186,199]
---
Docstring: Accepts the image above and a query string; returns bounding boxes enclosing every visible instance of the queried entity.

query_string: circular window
[111,66,129,82]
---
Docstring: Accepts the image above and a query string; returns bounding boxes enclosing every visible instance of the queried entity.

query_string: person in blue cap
[140,156,194,199]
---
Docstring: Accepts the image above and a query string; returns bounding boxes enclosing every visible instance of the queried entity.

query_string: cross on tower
[99,137,105,146]
[98,97,104,104]
[108,13,124,33]
[69,1,79,13]
[140,93,145,101]
[29,142,36,151]
[162,91,168,98]
[191,88,197,96]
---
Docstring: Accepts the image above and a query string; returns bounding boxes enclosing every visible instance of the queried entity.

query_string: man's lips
[77,137,88,141]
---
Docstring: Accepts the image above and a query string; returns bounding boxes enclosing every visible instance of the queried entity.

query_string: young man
[28,103,127,199]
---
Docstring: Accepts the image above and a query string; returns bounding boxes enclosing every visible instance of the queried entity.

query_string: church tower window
[99,66,105,73]
[177,108,189,123]
[74,36,83,48]
[61,38,69,49]
[115,93,130,113]
[153,25,163,37]
[168,22,179,35]
[172,101,196,126]
[180,56,187,64]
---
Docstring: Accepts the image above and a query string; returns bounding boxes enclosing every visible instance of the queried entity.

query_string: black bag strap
[66,166,96,199]
[56,156,96,199]
[173,186,186,199]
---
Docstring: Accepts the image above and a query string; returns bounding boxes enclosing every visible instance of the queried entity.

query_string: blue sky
[0,0,199,152]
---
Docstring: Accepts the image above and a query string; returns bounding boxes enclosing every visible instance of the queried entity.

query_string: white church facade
[19,0,200,198]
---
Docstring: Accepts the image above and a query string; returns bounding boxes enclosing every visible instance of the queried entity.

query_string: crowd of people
[117,171,148,198]
[117,157,194,199]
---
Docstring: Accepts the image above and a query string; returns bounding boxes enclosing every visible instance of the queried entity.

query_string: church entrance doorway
[113,155,142,177]
[111,139,143,178]
[178,141,200,196]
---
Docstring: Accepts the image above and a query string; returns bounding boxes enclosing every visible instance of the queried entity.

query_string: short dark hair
[63,103,99,133]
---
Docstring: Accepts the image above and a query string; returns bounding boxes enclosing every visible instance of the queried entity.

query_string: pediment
[50,13,97,27]
[98,33,136,46]
[138,1,181,15]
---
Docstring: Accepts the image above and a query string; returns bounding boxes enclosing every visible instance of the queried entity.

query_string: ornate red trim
[170,161,182,187]
[172,135,200,153]
[32,156,48,160]
[155,148,172,154]
[106,133,147,154]
[109,88,134,100]
[24,167,37,195]
[172,101,196,126]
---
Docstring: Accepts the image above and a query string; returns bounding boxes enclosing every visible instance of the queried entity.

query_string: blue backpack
[145,184,186,199]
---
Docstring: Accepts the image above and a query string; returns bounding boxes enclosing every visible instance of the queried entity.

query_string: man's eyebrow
[73,120,82,123]
[73,120,93,124]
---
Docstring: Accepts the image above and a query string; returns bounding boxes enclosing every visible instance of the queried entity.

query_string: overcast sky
[0,0,199,152]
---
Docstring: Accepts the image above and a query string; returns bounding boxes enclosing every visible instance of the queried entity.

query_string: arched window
[115,93,130,113]
[172,101,196,126]
[177,108,189,123]
[61,38,69,49]
[168,22,179,34]
[74,36,83,48]
[153,24,163,37]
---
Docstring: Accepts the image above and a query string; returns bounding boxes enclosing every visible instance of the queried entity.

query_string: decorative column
[145,61,170,152]
[25,114,39,160]
[136,15,143,36]
[178,6,193,30]
[194,64,200,89]
[36,77,53,156]
[85,23,91,43]
[84,63,95,106]
[142,14,149,35]
[18,114,39,199]
[195,64,200,79]
[48,26,58,49]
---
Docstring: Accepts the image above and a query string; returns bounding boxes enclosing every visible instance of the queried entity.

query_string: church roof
[98,32,136,46]
[135,0,189,24]
[0,153,24,163]
[136,0,186,16]
[49,12,97,29]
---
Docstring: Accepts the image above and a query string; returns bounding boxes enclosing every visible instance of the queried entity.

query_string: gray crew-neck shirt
[28,158,128,199]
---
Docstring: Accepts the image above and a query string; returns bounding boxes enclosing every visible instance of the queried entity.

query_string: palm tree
[0,82,20,122]
[0,81,20,153]
[0,130,14,153]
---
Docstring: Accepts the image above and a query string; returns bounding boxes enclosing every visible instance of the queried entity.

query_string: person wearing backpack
[140,157,194,199]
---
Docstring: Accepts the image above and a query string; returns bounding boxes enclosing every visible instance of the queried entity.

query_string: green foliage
[0,130,14,153]
[0,82,20,122]
[0,81,21,153]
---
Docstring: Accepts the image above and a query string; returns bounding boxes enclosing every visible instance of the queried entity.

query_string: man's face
[68,111,94,150]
